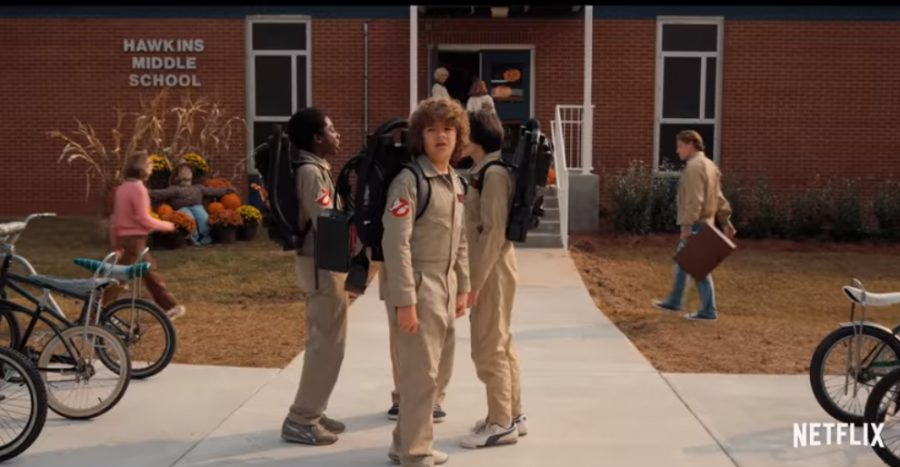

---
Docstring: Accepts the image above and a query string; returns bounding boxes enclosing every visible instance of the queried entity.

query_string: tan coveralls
[465,151,521,428]
[286,150,350,427]
[381,155,470,467]
[380,267,448,408]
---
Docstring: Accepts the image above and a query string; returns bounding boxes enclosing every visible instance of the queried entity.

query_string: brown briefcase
[674,223,736,280]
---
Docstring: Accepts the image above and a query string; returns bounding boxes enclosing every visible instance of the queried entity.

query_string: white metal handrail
[551,106,570,251]
[554,104,594,173]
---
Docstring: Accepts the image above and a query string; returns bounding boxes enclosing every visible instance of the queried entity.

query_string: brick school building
[1,5,898,233]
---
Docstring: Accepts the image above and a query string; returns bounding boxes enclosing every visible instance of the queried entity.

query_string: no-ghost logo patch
[316,188,331,206]
[390,197,411,217]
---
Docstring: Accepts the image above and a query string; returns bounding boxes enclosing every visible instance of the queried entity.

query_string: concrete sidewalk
[12,249,888,467]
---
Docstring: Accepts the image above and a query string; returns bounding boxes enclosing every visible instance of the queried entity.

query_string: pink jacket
[111,180,171,241]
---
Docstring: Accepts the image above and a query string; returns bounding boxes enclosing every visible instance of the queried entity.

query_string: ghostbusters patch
[315,188,331,206]
[390,197,411,218]
[458,194,464,203]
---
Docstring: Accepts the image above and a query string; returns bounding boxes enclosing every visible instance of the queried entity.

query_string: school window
[247,17,311,174]
[654,18,723,173]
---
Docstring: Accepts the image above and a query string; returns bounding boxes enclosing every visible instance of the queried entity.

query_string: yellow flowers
[182,153,209,178]
[236,205,262,226]
[149,155,171,174]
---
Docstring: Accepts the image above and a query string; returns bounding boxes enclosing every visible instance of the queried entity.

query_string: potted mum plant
[159,211,196,250]
[236,205,262,241]
[209,209,244,244]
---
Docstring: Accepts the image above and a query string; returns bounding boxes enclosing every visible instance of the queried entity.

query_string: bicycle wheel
[0,303,23,350]
[810,325,900,424]
[0,346,47,462]
[864,367,900,466]
[99,298,177,379]
[37,324,131,420]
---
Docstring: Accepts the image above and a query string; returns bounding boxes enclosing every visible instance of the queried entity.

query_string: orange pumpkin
[548,168,556,186]
[208,202,225,216]
[157,204,174,219]
[221,193,242,210]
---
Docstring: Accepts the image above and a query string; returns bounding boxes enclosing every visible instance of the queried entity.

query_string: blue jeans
[659,223,717,318]
[178,205,211,245]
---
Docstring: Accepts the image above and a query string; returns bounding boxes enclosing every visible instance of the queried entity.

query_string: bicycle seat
[73,258,150,280]
[0,222,26,237]
[843,286,900,307]
[26,275,117,297]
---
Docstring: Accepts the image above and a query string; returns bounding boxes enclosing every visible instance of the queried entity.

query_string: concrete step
[518,232,564,249]
[532,219,560,235]
[542,195,559,209]
[541,207,559,222]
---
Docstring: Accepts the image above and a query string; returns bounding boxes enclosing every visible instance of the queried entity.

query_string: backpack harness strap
[400,162,432,220]
[471,159,514,193]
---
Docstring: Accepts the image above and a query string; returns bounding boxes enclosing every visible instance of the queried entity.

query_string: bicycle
[0,213,177,379]
[0,345,47,462]
[0,222,132,420]
[810,278,900,425]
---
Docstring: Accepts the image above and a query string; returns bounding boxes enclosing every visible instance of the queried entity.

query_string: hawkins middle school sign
[124,39,205,88]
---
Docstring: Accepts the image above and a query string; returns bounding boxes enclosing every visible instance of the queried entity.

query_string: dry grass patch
[4,217,371,368]
[570,233,900,374]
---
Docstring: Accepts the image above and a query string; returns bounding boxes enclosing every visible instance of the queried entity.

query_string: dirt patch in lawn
[569,233,900,374]
[2,217,375,368]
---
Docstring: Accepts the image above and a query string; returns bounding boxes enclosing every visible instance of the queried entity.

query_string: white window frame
[653,16,724,175]
[245,15,312,175]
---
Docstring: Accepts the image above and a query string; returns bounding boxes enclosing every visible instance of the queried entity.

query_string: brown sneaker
[281,418,338,446]
[320,414,345,434]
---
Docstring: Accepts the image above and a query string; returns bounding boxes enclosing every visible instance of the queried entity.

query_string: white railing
[554,104,594,173]
[551,107,570,251]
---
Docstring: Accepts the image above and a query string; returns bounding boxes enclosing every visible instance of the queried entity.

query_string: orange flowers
[209,209,244,227]
[164,211,197,233]
[203,178,234,190]
[157,204,174,218]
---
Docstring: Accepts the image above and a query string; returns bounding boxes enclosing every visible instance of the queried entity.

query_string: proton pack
[469,118,555,243]
[317,118,431,296]
[251,125,318,252]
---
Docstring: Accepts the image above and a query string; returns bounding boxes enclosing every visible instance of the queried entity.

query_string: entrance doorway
[430,45,534,160]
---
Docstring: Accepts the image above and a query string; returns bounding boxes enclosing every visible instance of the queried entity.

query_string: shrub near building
[605,160,900,243]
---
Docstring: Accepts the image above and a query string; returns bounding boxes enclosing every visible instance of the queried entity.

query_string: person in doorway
[653,130,735,322]
[431,67,451,100]
[466,78,495,114]
[108,154,185,320]
[460,109,526,449]
[381,96,470,467]
[280,107,351,446]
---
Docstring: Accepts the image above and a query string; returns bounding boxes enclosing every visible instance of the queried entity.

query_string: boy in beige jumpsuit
[460,110,526,449]
[382,97,471,467]
[280,108,351,446]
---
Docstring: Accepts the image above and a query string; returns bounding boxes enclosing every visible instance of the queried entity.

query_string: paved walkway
[13,249,886,467]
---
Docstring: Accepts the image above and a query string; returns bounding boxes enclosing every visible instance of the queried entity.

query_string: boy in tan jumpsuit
[381,97,471,467]
[460,110,526,449]
[653,130,734,321]
[280,107,351,446]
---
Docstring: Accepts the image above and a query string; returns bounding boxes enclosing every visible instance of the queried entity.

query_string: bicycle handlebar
[0,213,57,248]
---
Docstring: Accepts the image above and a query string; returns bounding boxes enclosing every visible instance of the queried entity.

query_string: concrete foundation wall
[567,171,600,233]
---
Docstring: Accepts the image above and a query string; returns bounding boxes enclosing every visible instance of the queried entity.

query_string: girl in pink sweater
[107,154,185,320]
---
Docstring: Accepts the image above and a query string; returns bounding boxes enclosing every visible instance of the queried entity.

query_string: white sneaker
[389,448,449,465]
[514,414,528,436]
[167,305,186,320]
[460,420,519,449]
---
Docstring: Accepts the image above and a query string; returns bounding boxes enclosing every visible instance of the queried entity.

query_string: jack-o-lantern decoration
[503,69,521,83]
[548,168,556,186]
[493,85,513,99]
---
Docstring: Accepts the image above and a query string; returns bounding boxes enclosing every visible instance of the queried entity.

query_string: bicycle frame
[0,247,121,373]
[842,279,900,396]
